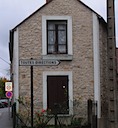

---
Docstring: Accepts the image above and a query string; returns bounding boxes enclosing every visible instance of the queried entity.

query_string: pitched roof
[9,0,106,62]
[12,0,106,30]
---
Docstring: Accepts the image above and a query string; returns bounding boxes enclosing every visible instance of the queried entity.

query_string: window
[42,16,73,60]
[43,71,73,115]
[47,20,67,54]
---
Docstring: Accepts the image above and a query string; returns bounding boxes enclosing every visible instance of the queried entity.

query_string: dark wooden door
[47,76,69,114]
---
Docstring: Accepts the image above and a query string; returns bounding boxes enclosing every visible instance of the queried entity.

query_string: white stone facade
[10,0,107,120]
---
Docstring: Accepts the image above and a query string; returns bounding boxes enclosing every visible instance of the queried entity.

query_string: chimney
[46,0,52,3]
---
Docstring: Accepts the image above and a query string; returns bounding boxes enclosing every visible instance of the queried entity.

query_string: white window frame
[42,16,73,60]
[43,71,73,115]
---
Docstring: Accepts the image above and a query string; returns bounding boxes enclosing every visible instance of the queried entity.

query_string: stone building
[9,0,108,126]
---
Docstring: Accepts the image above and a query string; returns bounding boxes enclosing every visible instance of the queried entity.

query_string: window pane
[58,25,66,44]
[58,24,66,30]
[48,45,55,53]
[48,23,55,30]
[48,31,55,44]
[58,45,66,53]
[58,31,66,44]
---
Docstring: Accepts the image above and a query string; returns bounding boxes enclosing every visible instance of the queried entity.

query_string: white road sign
[5,82,12,91]
[19,59,60,66]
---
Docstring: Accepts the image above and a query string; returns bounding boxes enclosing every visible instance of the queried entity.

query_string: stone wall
[17,0,107,119]
[99,20,108,118]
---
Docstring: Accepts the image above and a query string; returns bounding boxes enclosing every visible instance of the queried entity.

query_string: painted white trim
[93,13,101,118]
[13,28,19,112]
[43,71,73,115]
[42,16,73,55]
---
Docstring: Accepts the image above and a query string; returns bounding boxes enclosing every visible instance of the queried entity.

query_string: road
[0,107,13,128]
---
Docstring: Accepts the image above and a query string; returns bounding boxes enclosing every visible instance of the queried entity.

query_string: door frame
[43,71,73,115]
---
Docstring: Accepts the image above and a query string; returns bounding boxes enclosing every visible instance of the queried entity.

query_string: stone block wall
[17,0,107,119]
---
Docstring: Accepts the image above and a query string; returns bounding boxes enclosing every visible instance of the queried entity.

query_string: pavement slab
[0,107,13,128]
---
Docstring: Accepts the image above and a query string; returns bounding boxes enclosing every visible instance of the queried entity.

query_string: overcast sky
[0,0,118,78]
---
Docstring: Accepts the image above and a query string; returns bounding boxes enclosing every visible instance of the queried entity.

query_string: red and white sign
[6,91,13,98]
[5,82,12,91]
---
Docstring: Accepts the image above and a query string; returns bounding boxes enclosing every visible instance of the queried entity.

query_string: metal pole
[31,65,33,128]
[88,99,92,128]
[8,98,10,119]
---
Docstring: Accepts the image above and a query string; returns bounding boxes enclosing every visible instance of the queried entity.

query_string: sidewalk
[0,107,13,128]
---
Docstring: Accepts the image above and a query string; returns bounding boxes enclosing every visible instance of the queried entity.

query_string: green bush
[71,117,83,128]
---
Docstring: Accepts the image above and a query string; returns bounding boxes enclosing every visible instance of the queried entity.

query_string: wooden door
[47,76,69,114]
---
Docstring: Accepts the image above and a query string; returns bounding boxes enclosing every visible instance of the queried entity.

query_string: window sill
[42,54,73,60]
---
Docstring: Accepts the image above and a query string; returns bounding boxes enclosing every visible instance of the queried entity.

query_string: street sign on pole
[19,58,60,128]
[19,59,60,66]
[5,82,12,91]
[6,91,13,98]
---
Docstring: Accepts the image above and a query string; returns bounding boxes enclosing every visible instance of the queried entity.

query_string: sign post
[5,82,12,92]
[19,59,60,66]
[5,82,13,120]
[6,91,13,98]
[31,65,33,128]
[19,59,60,128]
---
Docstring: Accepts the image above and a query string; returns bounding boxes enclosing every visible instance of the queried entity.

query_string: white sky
[0,0,118,78]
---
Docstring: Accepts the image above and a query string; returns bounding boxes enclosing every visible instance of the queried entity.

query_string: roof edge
[12,2,48,31]
[79,0,106,23]
[11,0,106,31]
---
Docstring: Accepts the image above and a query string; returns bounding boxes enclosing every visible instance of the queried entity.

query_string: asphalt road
[0,107,13,128]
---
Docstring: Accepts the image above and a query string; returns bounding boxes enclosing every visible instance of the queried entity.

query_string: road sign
[5,82,12,91]
[19,59,61,128]
[6,91,13,98]
[19,59,60,66]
